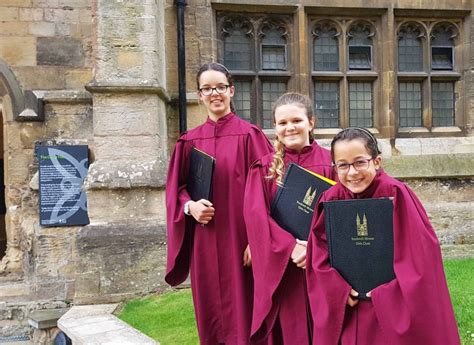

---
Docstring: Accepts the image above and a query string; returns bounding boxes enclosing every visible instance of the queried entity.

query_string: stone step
[28,308,69,330]
[58,304,159,344]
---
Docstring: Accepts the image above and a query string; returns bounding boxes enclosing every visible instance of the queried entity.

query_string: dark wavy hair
[196,62,235,112]
[330,127,381,162]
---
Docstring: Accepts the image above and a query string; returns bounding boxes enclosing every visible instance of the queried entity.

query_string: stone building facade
[0,0,472,339]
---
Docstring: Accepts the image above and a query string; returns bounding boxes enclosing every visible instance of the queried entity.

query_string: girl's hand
[189,199,215,224]
[347,289,359,307]
[291,240,307,269]
[243,244,252,267]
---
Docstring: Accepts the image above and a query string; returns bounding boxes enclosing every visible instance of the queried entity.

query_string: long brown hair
[267,93,315,183]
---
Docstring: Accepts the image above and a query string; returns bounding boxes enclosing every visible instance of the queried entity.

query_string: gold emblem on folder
[356,213,368,237]
[303,187,317,206]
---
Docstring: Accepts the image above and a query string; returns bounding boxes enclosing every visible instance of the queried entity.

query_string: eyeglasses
[333,158,374,174]
[199,85,230,96]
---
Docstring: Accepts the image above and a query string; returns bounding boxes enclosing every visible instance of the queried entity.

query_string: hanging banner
[37,145,89,226]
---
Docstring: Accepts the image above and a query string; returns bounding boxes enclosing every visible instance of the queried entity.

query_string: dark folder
[187,147,215,202]
[270,163,336,240]
[323,198,395,300]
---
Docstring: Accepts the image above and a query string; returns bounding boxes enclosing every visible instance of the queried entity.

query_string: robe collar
[206,112,235,126]
[284,139,317,156]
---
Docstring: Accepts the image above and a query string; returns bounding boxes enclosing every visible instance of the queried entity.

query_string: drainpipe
[176,0,187,133]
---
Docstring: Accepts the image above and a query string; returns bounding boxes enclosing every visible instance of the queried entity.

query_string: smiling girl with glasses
[165,62,273,344]
[306,127,460,345]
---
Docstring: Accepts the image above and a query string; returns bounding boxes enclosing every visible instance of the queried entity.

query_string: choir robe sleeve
[370,184,460,344]
[306,194,352,345]
[243,161,296,339]
[245,126,274,167]
[165,138,194,286]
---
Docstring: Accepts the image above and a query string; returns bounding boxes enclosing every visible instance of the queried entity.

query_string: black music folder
[187,147,215,201]
[323,198,395,300]
[270,163,336,240]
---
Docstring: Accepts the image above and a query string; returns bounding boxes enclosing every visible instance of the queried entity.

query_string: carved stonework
[312,20,341,39]
[397,22,425,40]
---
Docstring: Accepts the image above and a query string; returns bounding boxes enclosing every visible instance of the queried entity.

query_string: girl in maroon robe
[243,93,336,344]
[165,63,273,344]
[306,127,460,345]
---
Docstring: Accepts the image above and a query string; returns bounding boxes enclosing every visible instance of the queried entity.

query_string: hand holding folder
[187,147,216,224]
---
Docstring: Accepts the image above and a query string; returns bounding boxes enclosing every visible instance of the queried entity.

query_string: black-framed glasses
[199,85,230,96]
[333,158,374,174]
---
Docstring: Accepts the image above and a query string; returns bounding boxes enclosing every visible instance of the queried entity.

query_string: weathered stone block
[93,136,163,161]
[44,8,80,23]
[29,21,56,36]
[54,22,80,37]
[35,281,67,300]
[93,94,164,136]
[37,37,84,67]
[13,66,66,90]
[74,222,167,303]
[1,0,32,7]
[85,189,166,223]
[74,272,100,297]
[85,160,167,190]
[33,0,59,7]
[58,0,90,7]
[19,8,44,22]
[0,7,20,21]
[0,36,36,66]
[6,150,34,184]
[0,22,29,36]
[44,103,93,139]
[64,68,92,89]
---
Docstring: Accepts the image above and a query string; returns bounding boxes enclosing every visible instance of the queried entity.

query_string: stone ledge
[58,304,158,344]
[0,283,30,298]
[384,153,473,178]
[37,90,92,104]
[28,308,68,329]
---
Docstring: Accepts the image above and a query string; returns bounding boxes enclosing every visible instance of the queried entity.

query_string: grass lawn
[119,258,474,344]
[444,258,474,344]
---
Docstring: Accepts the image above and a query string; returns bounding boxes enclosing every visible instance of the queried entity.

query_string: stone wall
[0,0,472,339]
[0,0,167,337]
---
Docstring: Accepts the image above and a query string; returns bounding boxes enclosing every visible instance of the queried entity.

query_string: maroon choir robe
[244,141,335,344]
[166,113,273,344]
[306,170,460,345]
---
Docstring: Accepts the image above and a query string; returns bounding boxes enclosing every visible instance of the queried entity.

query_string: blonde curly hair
[267,93,315,184]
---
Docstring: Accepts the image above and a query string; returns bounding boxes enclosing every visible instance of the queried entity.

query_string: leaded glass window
[314,82,340,128]
[348,24,373,70]
[398,25,423,71]
[223,19,252,70]
[431,25,455,70]
[432,82,454,126]
[349,82,373,127]
[313,26,339,71]
[261,26,287,70]
[233,81,252,122]
[262,81,287,128]
[399,82,422,127]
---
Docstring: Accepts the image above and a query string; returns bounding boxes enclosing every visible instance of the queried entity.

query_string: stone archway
[0,108,5,259]
[0,60,26,274]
